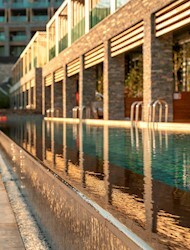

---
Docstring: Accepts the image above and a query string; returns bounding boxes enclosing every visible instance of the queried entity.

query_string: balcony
[52,0,63,8]
[30,15,48,22]
[0,16,5,22]
[0,34,5,42]
[29,1,49,8]
[49,46,55,61]
[0,0,6,8]
[10,16,27,22]
[90,7,110,28]
[10,1,49,9]
[71,18,85,43]
[59,34,68,53]
[10,35,27,42]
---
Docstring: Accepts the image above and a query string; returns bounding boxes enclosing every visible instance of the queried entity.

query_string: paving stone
[0,177,25,249]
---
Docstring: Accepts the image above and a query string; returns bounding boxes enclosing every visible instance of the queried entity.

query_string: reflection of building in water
[7,119,190,250]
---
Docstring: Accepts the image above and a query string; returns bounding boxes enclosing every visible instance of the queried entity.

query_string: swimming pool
[1,116,190,249]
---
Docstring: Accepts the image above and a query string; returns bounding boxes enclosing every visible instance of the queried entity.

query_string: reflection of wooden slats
[45,74,52,86]
[84,44,104,69]
[67,58,80,77]
[155,0,190,37]
[111,21,144,57]
[54,67,64,82]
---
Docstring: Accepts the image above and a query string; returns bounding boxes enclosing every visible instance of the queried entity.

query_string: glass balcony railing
[49,46,55,61]
[116,0,130,9]
[0,17,5,22]
[71,18,85,43]
[29,2,49,8]
[11,35,27,42]
[10,16,27,22]
[53,1,63,8]
[59,34,68,53]
[34,57,37,68]
[90,7,110,28]
[10,1,49,8]
[31,15,48,22]
[0,35,5,42]
[0,0,6,8]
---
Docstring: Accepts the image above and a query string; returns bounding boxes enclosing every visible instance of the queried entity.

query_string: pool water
[1,116,190,250]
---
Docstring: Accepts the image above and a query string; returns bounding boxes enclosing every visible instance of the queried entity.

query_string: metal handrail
[152,99,168,122]
[147,100,155,123]
[135,101,143,122]
[130,101,143,123]
[46,108,61,118]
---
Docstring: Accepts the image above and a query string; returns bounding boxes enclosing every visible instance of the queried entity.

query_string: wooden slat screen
[54,67,64,82]
[67,58,80,77]
[84,44,104,69]
[45,74,52,86]
[110,21,144,57]
[155,0,190,37]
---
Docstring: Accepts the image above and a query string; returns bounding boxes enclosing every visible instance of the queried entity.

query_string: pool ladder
[130,101,143,123]
[130,99,168,123]
[46,108,61,118]
[148,99,168,123]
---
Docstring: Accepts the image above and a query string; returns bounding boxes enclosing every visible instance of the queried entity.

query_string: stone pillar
[28,85,31,108]
[79,56,84,120]
[35,68,42,113]
[42,77,45,115]
[143,15,173,121]
[45,86,51,114]
[66,74,77,118]
[51,74,54,114]
[20,89,23,108]
[83,66,96,115]
[63,65,67,118]
[54,81,63,116]
[103,41,125,120]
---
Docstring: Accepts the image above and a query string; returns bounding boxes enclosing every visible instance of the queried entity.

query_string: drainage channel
[0,131,153,250]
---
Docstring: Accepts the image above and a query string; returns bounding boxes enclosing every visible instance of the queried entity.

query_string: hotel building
[10,0,190,122]
[0,0,63,86]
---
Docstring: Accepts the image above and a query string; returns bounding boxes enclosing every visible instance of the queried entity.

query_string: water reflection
[1,117,190,249]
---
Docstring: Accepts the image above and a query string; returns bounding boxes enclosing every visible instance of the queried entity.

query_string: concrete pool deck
[0,175,25,250]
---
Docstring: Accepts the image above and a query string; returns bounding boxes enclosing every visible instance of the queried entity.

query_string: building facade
[11,0,190,122]
[11,31,46,112]
[0,0,63,94]
[0,0,63,57]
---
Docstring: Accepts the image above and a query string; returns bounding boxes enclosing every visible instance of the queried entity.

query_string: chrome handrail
[130,101,143,123]
[152,99,168,122]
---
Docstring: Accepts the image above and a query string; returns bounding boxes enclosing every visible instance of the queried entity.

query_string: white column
[55,16,59,56]
[68,0,73,46]
[79,55,84,120]
[85,0,89,33]
[110,0,116,14]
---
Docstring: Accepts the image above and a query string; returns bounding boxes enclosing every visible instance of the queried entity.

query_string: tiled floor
[0,175,25,250]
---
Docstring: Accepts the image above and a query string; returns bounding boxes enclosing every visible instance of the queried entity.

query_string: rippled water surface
[1,116,190,250]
